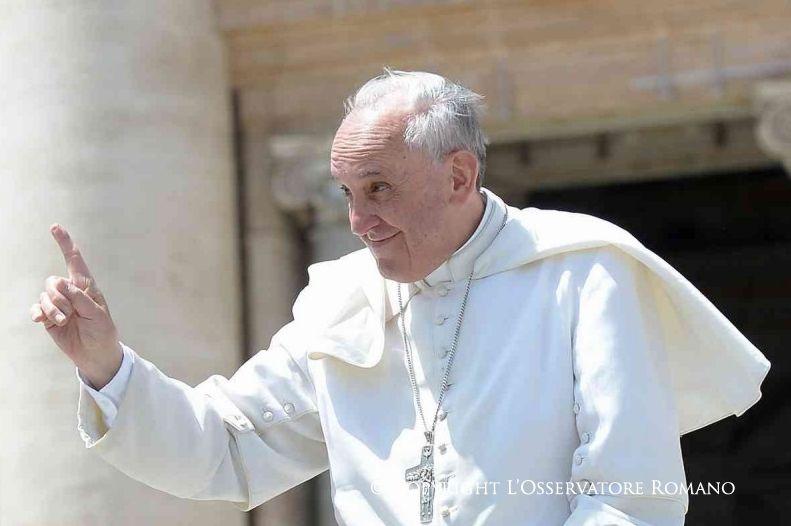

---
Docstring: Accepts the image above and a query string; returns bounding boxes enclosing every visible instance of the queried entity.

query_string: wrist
[78,341,123,390]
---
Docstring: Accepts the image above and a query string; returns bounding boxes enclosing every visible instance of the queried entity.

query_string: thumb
[82,276,109,308]
[63,281,103,318]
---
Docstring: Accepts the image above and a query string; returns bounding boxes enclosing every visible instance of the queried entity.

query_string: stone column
[270,134,362,526]
[754,81,791,175]
[238,116,315,526]
[0,2,244,525]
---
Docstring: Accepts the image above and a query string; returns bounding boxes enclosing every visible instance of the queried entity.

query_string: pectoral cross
[405,435,435,524]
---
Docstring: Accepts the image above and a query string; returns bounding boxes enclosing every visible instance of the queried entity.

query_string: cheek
[382,183,446,244]
[403,204,444,245]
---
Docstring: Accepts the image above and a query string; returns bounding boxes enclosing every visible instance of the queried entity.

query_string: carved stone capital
[268,134,348,223]
[754,81,791,173]
[268,134,363,259]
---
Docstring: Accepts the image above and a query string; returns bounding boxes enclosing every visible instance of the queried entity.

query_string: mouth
[367,232,399,247]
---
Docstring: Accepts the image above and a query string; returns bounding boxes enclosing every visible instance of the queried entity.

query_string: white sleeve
[564,246,688,526]
[75,320,328,511]
[75,341,135,428]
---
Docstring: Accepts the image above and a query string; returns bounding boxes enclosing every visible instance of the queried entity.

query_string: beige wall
[217,0,791,141]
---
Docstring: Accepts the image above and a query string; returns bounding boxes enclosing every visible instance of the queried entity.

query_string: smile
[368,232,399,246]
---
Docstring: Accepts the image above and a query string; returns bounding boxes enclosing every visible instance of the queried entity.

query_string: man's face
[330,109,455,282]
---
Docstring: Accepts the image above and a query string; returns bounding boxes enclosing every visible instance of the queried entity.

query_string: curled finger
[40,291,67,326]
[30,303,56,328]
[45,276,74,318]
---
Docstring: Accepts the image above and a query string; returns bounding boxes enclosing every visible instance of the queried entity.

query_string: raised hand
[30,224,123,389]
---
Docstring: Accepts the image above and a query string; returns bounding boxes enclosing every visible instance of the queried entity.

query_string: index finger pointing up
[50,223,95,288]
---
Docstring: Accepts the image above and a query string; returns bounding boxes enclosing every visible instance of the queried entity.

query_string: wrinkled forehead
[330,109,410,173]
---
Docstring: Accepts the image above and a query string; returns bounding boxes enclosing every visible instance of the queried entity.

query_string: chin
[372,255,414,283]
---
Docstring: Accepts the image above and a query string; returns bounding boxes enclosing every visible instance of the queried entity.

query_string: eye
[371,182,390,193]
[338,185,351,198]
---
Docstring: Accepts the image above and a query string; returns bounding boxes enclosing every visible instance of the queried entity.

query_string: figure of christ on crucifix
[405,443,436,523]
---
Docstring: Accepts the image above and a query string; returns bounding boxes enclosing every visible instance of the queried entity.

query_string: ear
[447,150,479,203]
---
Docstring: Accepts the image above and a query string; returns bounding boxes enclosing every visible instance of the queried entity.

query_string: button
[434,315,447,325]
[438,409,448,421]
[437,287,448,297]
[574,454,584,465]
[579,479,593,493]
[438,443,448,454]
[441,508,450,518]
[439,345,450,358]
[283,402,295,415]
[262,410,274,422]
[573,401,581,414]
[582,432,591,444]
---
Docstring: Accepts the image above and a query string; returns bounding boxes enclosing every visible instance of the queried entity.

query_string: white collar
[417,188,500,289]
[384,187,507,320]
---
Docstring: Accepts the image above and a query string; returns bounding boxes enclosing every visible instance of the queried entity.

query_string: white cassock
[76,188,770,525]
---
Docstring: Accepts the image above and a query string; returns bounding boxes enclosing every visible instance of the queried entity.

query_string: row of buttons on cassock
[423,282,458,520]
[432,284,457,521]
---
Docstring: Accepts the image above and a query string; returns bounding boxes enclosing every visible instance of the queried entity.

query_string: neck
[397,192,487,284]
[448,191,486,256]
[454,191,486,254]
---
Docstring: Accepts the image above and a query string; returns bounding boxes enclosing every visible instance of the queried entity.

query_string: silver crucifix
[405,439,435,524]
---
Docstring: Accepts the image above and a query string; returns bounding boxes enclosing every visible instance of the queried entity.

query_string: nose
[349,200,379,238]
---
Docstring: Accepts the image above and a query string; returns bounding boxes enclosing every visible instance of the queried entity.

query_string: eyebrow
[330,169,384,182]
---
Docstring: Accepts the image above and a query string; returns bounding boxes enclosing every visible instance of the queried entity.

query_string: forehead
[330,110,408,174]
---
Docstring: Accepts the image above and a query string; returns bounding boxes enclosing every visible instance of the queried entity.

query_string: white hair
[343,68,488,190]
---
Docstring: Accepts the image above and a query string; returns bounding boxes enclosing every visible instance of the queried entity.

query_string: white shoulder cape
[294,204,771,435]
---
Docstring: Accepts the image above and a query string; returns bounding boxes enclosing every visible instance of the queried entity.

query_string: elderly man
[32,70,769,525]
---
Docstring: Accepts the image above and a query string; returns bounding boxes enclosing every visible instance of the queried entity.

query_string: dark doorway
[525,166,791,524]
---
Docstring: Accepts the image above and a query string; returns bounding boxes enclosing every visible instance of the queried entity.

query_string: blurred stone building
[2,1,789,525]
